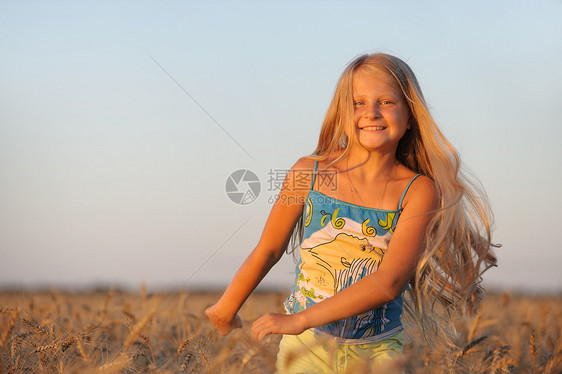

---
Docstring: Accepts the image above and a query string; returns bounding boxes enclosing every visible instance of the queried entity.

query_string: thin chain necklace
[346,159,397,210]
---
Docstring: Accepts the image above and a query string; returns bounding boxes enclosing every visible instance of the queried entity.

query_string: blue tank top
[284,161,420,344]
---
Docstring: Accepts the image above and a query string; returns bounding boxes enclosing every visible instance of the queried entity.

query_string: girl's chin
[351,140,398,153]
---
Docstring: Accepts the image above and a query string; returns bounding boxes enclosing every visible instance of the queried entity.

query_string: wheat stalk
[10,335,23,361]
[123,309,136,324]
[32,342,59,354]
[0,309,19,347]
[198,348,209,367]
[50,289,61,315]
[123,306,156,350]
[530,332,537,374]
[101,288,113,320]
[544,351,562,374]
[97,354,130,373]
[179,352,194,372]
[177,338,189,356]
[61,336,78,352]
[0,306,16,314]
[457,335,488,359]
[140,334,155,364]
[467,309,482,342]
[22,318,50,336]
[76,337,91,363]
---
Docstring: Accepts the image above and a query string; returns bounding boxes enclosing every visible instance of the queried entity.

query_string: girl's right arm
[205,157,312,336]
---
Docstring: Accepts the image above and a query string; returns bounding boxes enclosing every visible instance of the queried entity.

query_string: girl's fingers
[251,313,286,342]
[251,316,267,342]
[253,327,269,343]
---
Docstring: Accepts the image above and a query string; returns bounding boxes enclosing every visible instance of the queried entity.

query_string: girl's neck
[344,148,398,181]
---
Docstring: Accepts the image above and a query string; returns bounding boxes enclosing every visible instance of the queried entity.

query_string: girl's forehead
[352,69,401,95]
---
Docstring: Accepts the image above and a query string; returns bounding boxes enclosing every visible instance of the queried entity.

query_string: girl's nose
[364,102,381,119]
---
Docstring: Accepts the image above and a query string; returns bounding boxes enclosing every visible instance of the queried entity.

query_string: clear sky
[1,1,561,293]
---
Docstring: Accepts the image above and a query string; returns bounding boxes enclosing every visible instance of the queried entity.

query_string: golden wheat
[0,290,560,373]
[122,306,157,350]
[0,309,19,347]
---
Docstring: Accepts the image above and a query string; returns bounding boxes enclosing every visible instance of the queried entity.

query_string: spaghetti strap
[310,161,319,191]
[398,174,421,209]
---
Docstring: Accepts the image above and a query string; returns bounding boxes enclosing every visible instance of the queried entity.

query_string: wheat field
[0,288,560,373]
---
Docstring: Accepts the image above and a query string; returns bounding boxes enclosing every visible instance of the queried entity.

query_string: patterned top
[284,161,420,344]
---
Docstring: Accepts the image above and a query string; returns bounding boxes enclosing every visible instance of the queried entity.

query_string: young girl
[206,53,497,372]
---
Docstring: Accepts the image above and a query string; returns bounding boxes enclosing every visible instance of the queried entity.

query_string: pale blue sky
[1,1,561,293]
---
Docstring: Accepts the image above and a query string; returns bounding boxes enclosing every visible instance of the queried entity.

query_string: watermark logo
[225,169,261,205]
[226,168,339,206]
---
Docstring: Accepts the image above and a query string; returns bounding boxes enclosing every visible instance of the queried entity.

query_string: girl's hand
[205,304,243,336]
[251,312,308,342]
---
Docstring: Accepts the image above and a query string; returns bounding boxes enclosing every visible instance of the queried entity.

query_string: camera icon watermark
[225,169,261,205]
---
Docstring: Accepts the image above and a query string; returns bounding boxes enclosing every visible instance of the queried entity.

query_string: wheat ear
[123,306,156,349]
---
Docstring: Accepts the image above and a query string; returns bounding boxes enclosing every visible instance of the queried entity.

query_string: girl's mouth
[361,126,386,131]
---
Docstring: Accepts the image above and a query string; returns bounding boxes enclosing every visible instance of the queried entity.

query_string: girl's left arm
[251,175,439,342]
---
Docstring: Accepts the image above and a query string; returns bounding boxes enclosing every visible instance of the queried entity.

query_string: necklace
[346,159,397,209]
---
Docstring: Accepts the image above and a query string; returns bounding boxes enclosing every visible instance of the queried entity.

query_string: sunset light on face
[350,70,410,153]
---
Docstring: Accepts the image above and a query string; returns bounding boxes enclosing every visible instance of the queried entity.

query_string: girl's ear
[407,112,414,130]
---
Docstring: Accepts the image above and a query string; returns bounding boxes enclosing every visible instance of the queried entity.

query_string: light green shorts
[276,330,403,374]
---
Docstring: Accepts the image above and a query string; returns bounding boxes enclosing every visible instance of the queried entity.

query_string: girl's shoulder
[396,165,431,185]
[397,168,439,209]
[295,152,347,171]
[290,154,339,172]
[281,156,318,196]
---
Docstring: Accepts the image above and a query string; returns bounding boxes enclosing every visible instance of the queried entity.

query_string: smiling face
[348,69,411,154]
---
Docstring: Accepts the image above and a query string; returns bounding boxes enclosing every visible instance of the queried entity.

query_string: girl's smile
[360,125,386,130]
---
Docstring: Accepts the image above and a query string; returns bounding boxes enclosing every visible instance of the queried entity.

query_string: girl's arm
[205,158,312,336]
[251,175,439,342]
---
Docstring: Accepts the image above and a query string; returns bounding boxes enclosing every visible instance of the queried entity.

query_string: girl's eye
[380,100,393,105]
[353,101,365,106]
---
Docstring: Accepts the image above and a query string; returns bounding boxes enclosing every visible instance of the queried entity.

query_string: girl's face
[348,69,410,154]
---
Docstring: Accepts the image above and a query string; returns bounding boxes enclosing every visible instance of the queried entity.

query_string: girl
[206,53,497,372]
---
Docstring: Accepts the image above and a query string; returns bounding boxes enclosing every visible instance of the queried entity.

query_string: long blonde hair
[293,53,498,345]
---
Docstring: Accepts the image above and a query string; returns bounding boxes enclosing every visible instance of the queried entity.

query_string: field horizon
[2,283,560,296]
